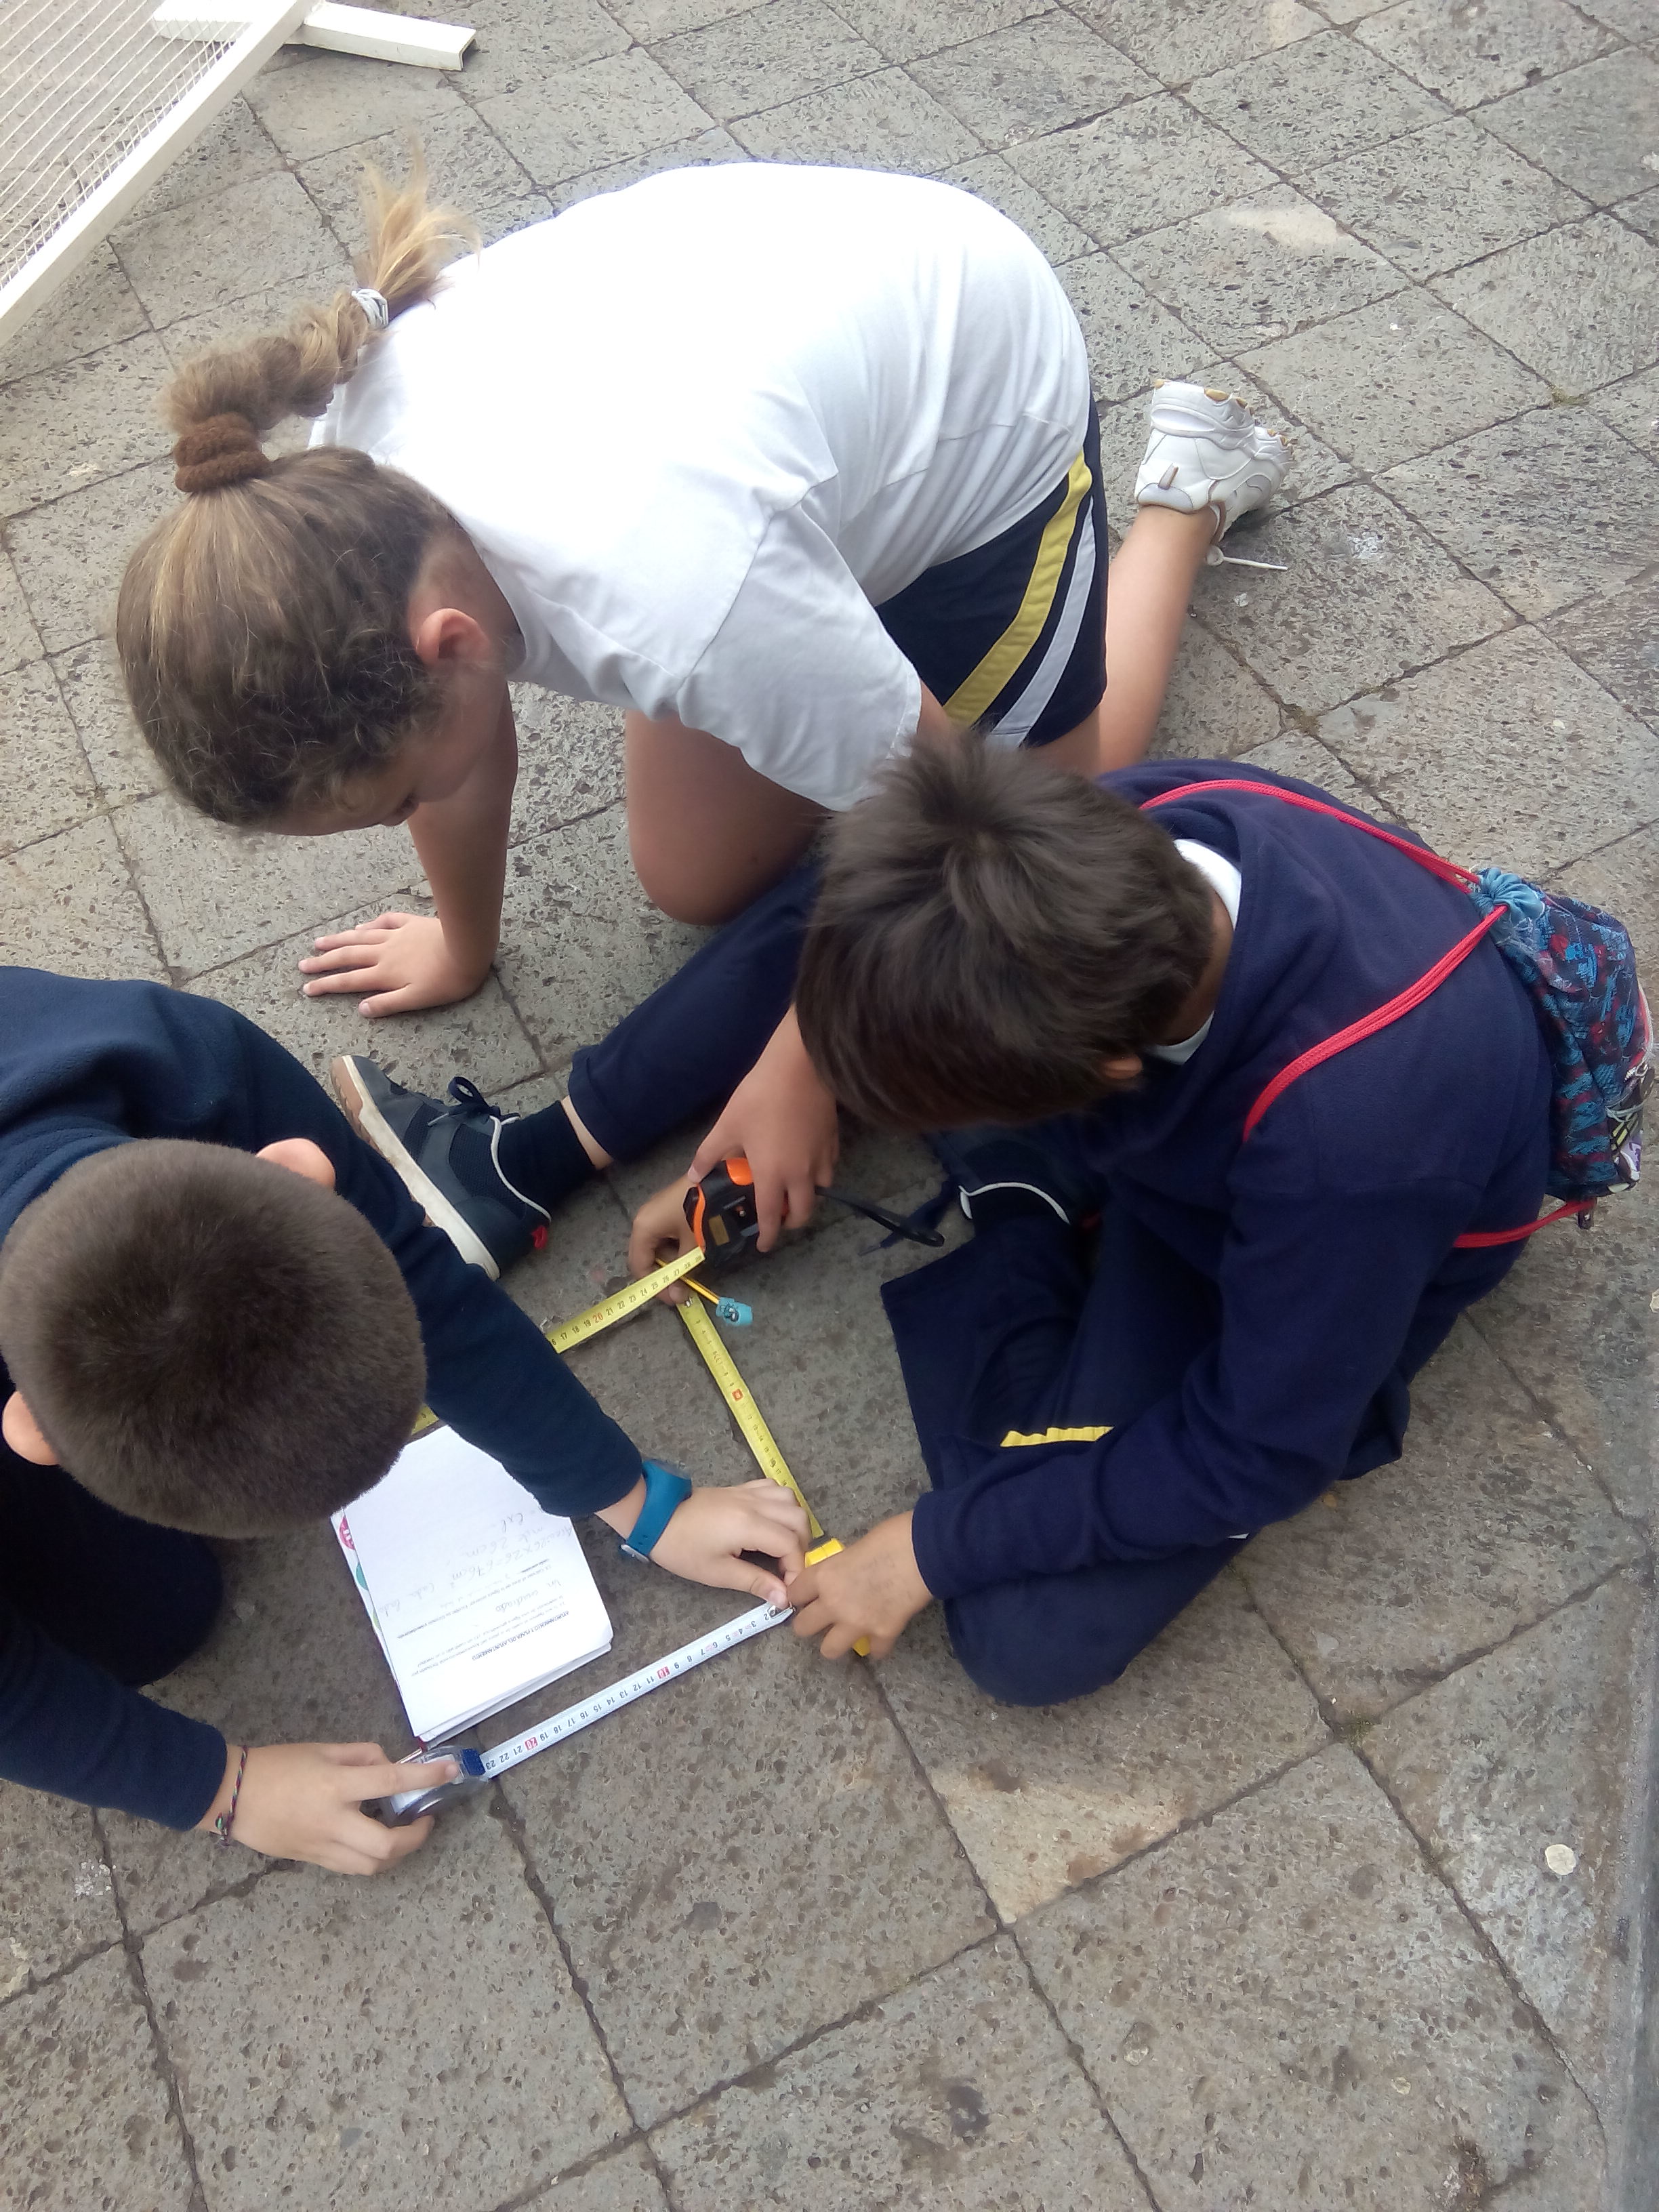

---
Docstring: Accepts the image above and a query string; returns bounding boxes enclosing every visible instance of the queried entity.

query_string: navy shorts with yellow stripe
[874,399,1107,749]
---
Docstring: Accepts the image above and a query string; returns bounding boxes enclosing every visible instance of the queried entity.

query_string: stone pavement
[2,1,1656,2205]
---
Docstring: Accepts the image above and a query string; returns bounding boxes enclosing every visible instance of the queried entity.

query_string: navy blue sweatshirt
[0,969,643,1830]
[908,762,1552,1601]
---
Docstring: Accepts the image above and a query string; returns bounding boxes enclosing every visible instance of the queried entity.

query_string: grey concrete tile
[729,64,981,169]
[0,1949,194,2211]
[934,152,1095,265]
[449,0,629,100]
[1237,723,1378,802]
[0,245,150,386]
[826,0,1046,66]
[1068,0,1324,83]
[299,107,550,254]
[142,1820,629,2208]
[1021,1744,1605,2207]
[1319,626,1659,880]
[1431,216,1659,394]
[188,923,541,1097]
[1113,188,1407,355]
[0,334,172,518]
[1191,481,1509,716]
[881,1572,1326,1919]
[0,546,42,674]
[243,42,464,163]
[0,658,99,852]
[1152,615,1285,755]
[7,457,175,657]
[1241,289,1550,470]
[543,2142,668,2212]
[480,48,718,188]
[0,1791,121,1998]
[653,1936,1145,2209]
[1354,0,1616,109]
[1304,115,1592,281]
[909,13,1157,150]
[503,1596,994,2123]
[607,0,764,32]
[115,792,424,975]
[653,0,884,121]
[0,816,165,981]
[1590,361,1659,457]
[1060,251,1204,403]
[510,685,628,840]
[1481,49,1659,207]
[112,170,346,331]
[1472,1078,1656,1524]
[121,97,284,226]
[1618,182,1659,243]
[1547,571,1659,726]
[1187,27,1450,175]
[52,636,161,805]
[1364,1572,1652,2107]
[1006,93,1279,249]
[1240,1322,1644,1719]
[548,128,752,212]
[496,806,708,1068]
[1552,823,1659,971]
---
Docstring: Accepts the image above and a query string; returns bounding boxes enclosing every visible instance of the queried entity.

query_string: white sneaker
[1134,380,1290,542]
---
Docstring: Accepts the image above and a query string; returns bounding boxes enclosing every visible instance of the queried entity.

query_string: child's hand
[197,1742,455,1873]
[788,1514,933,1660]
[646,1481,811,1605]
[628,1175,699,1298]
[299,913,489,1017]
[689,1007,839,1252]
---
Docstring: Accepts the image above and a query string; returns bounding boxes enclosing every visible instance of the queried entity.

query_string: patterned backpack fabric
[1144,782,1653,1244]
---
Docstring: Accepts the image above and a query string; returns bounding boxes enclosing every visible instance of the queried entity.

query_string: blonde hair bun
[172,412,271,495]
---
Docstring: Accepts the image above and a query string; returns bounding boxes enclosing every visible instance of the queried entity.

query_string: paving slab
[447,0,628,102]
[5,457,176,655]
[1354,0,1616,108]
[119,98,285,228]
[1151,615,1284,756]
[52,634,163,805]
[111,171,346,331]
[880,1572,1326,1920]
[1317,623,1659,878]
[0,1789,121,1999]
[653,0,884,121]
[480,49,717,190]
[1241,287,1549,471]
[1304,115,1592,281]
[541,2142,668,2212]
[115,792,425,977]
[1618,185,1659,245]
[607,0,768,33]
[1235,724,1379,804]
[1187,27,1450,176]
[1591,361,1659,458]
[1364,1571,1653,2109]
[1113,187,1407,355]
[1061,250,1205,405]
[1481,50,1659,209]
[142,1815,629,2211]
[0,244,151,387]
[243,41,464,163]
[825,0,1046,67]
[909,14,1157,149]
[1380,404,1659,620]
[0,547,41,675]
[1067,0,1323,84]
[729,65,981,170]
[934,151,1095,266]
[1547,571,1659,727]
[1187,480,1509,717]
[549,128,752,212]
[510,686,628,840]
[0,658,100,853]
[1006,94,1278,249]
[299,106,551,252]
[0,1948,194,2212]
[1431,215,1659,395]
[0,816,166,982]
[1020,1742,1606,2208]
[0,335,173,519]
[1238,1321,1643,1721]
[651,1936,1145,2209]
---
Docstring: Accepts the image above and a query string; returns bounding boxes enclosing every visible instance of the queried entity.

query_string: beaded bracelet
[213,1745,248,1847]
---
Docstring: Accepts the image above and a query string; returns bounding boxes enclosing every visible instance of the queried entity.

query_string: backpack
[1143,781,1653,1248]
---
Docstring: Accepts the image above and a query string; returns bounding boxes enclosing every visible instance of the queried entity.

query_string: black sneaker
[925,1127,1087,1227]
[331,1057,550,1280]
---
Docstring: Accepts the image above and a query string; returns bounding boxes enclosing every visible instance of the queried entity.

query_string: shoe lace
[447,1076,501,1117]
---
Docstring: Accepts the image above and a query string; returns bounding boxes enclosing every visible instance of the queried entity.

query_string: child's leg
[626,712,826,926]
[0,1455,222,1686]
[1092,507,1216,771]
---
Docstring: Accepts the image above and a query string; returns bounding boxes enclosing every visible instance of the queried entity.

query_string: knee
[943,1592,1138,1709]
[628,838,747,927]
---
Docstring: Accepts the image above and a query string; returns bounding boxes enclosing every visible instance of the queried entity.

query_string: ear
[255,1137,337,1190]
[1098,1054,1143,1086]
[3,1391,59,1467]
[409,604,494,671]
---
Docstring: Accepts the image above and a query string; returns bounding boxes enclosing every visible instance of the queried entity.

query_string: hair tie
[172,413,270,495]
[352,286,390,331]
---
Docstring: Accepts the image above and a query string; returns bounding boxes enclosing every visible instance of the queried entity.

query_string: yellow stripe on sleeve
[943,450,1092,727]
[1000,1423,1113,1448]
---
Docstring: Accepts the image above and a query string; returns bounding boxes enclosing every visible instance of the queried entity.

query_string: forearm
[407,693,518,979]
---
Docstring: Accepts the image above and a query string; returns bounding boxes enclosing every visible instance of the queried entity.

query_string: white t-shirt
[1147,843,1244,1065]
[312,164,1090,810]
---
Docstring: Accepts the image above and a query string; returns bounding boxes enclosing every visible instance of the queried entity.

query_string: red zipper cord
[1454,1200,1593,1247]
[1143,779,1478,890]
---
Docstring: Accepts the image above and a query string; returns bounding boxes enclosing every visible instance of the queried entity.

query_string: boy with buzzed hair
[0,969,806,1875]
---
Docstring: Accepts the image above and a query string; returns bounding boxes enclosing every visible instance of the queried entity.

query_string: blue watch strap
[619,1459,693,1561]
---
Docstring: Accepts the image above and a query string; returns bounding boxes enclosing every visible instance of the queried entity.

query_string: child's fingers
[790,1593,832,1639]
